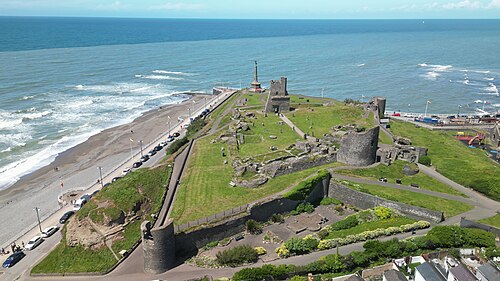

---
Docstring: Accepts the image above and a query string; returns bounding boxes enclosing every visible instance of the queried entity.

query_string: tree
[418,155,432,166]
[216,245,259,267]
[246,219,262,235]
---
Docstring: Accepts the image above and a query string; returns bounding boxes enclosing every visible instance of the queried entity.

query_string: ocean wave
[492,103,500,108]
[1,147,12,153]
[484,77,494,81]
[356,63,365,67]
[135,74,184,81]
[424,71,440,80]
[474,70,491,74]
[152,70,194,76]
[0,117,23,130]
[0,129,99,191]
[418,63,453,72]
[21,110,52,121]
[20,95,35,100]
[484,83,499,96]
[418,63,428,67]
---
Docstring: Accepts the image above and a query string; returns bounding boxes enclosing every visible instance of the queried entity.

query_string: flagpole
[424,100,431,117]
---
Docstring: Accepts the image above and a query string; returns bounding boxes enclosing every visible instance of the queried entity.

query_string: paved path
[279,114,307,139]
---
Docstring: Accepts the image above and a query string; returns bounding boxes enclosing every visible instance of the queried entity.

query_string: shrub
[216,245,259,267]
[329,215,359,231]
[284,236,319,255]
[320,197,342,205]
[275,244,290,258]
[254,247,267,255]
[186,118,207,139]
[270,213,285,223]
[295,202,315,214]
[290,276,308,281]
[166,136,189,155]
[246,219,262,235]
[374,206,392,219]
[418,155,432,166]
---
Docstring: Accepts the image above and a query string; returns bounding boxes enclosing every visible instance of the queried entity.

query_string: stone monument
[250,60,262,92]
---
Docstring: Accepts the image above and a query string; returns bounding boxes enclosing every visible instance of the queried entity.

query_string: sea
[0,17,499,191]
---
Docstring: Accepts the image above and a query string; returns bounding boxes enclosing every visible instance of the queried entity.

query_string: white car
[25,235,44,250]
[122,168,131,175]
[41,226,59,238]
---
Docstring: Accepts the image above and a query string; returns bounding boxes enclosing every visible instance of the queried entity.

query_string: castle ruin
[265,77,290,113]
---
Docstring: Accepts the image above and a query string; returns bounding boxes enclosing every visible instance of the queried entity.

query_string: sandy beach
[0,93,210,248]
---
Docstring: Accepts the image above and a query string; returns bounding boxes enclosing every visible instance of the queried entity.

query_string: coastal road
[0,89,236,281]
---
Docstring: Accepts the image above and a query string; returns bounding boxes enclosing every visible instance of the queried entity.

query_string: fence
[175,204,249,233]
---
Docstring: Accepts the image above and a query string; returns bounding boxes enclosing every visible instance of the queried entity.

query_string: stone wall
[269,77,287,96]
[328,181,444,223]
[460,217,500,237]
[266,77,290,112]
[261,153,337,178]
[141,219,176,274]
[337,126,379,166]
[174,173,330,256]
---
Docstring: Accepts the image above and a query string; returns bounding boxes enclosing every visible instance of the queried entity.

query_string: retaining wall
[329,181,444,223]
[460,217,500,237]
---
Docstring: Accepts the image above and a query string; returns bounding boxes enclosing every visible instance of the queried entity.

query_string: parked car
[90,189,100,197]
[132,161,142,168]
[2,251,25,268]
[166,137,174,142]
[111,176,122,182]
[103,182,111,187]
[172,132,180,137]
[41,226,59,238]
[73,198,87,211]
[24,235,43,251]
[140,155,150,162]
[154,145,163,151]
[148,150,156,156]
[59,210,75,224]
[122,167,131,175]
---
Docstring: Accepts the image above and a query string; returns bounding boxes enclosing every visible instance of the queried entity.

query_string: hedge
[283,170,330,201]
[166,136,189,155]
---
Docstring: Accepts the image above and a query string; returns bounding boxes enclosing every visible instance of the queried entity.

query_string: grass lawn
[341,180,473,218]
[379,130,393,145]
[238,113,301,157]
[237,92,264,107]
[171,137,344,225]
[32,243,116,274]
[325,217,416,239]
[336,161,466,197]
[286,105,374,137]
[389,120,500,201]
[289,94,328,105]
[478,214,500,228]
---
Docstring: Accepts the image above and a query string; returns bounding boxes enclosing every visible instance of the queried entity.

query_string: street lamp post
[457,105,462,117]
[424,100,431,117]
[33,207,42,234]
[407,104,411,115]
[188,108,191,120]
[204,97,207,111]
[97,166,103,188]
[139,140,144,157]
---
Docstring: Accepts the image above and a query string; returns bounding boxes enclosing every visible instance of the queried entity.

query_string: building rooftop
[384,269,408,281]
[449,264,477,281]
[345,274,365,281]
[477,262,500,281]
[416,262,447,281]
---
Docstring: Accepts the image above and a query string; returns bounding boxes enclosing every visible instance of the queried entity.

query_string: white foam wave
[424,71,440,80]
[0,129,99,191]
[20,95,35,100]
[492,103,500,108]
[1,147,12,153]
[418,63,428,67]
[484,83,499,96]
[485,77,494,81]
[21,110,52,121]
[356,64,365,67]
[463,79,470,85]
[152,70,193,76]
[474,70,490,74]
[135,74,184,81]
[0,116,23,130]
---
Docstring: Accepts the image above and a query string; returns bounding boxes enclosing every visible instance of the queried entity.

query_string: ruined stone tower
[141,219,176,274]
[337,126,380,166]
[265,77,290,113]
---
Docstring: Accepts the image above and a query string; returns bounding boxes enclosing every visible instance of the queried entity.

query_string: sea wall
[328,181,444,223]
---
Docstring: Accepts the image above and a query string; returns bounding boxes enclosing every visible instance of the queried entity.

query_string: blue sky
[1,0,500,18]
